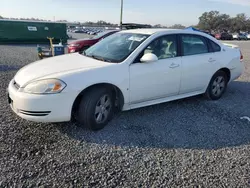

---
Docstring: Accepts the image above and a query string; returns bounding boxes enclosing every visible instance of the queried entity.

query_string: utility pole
[120,0,123,30]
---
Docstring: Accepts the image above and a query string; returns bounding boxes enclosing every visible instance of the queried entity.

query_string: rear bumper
[7,79,77,123]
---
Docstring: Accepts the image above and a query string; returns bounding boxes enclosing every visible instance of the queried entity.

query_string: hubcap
[212,76,225,96]
[95,94,111,124]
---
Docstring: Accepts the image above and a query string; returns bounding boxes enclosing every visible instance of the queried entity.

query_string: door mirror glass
[140,53,158,63]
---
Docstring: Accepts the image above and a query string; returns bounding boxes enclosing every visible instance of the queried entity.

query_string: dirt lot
[0,37,250,187]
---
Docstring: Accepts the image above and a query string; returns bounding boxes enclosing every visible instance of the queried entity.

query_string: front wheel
[205,71,228,100]
[77,87,114,131]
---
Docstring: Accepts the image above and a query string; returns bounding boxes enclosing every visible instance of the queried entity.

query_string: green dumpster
[0,19,68,44]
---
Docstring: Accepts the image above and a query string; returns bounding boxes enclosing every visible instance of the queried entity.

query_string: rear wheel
[77,87,114,131]
[205,71,228,100]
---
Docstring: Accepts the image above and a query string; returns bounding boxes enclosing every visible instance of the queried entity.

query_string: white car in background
[8,29,244,130]
[232,33,248,40]
[247,33,250,40]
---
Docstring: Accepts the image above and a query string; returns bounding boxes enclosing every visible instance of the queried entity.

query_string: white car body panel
[129,57,182,104]
[14,53,113,87]
[8,29,244,123]
[179,53,220,94]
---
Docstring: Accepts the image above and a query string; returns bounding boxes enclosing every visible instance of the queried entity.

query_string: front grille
[13,80,20,90]
[19,110,51,116]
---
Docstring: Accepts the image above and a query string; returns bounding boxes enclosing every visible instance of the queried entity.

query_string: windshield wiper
[87,54,112,63]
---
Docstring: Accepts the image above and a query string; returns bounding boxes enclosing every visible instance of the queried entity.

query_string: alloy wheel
[95,94,111,124]
[212,76,226,97]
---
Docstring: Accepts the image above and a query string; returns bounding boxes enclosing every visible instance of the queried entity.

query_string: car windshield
[83,32,150,63]
[92,30,116,39]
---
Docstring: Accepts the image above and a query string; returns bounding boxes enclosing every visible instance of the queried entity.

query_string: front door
[129,34,182,104]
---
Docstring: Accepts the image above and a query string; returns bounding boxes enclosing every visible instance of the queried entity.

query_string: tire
[205,71,228,100]
[77,87,114,131]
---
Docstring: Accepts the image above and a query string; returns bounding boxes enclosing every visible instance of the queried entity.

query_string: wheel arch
[205,67,231,91]
[218,67,231,82]
[71,83,125,121]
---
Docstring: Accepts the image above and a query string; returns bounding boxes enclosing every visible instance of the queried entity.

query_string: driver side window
[143,35,177,60]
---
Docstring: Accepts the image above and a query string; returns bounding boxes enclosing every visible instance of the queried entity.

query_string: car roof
[120,28,180,35]
[119,28,214,36]
[119,28,221,45]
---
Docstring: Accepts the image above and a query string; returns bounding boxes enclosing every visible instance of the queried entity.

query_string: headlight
[22,79,66,94]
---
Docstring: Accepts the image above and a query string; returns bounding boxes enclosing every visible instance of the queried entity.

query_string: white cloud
[209,0,250,6]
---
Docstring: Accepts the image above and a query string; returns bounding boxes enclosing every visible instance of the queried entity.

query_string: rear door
[179,34,220,94]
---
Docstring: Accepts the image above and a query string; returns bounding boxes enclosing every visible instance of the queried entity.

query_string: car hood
[14,53,110,86]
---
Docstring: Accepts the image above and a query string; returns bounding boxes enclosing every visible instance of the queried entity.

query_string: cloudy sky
[0,0,249,26]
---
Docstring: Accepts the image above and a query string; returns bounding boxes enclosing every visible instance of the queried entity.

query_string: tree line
[1,10,250,32]
[197,11,250,33]
[152,11,250,32]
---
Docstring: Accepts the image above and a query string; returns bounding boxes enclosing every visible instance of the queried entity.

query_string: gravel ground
[0,39,250,187]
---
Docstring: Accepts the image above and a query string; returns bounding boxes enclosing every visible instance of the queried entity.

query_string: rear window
[181,35,209,56]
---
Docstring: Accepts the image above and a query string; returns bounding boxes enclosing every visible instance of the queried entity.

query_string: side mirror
[140,53,158,63]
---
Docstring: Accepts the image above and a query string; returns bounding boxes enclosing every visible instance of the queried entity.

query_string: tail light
[240,50,243,61]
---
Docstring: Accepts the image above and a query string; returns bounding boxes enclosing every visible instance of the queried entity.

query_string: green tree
[0,15,3,19]
[216,14,231,31]
[246,19,250,32]
[198,11,220,31]
[169,24,186,29]
[230,13,248,32]
[153,24,162,28]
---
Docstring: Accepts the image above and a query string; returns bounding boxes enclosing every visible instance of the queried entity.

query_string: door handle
[208,58,216,63]
[169,63,180,68]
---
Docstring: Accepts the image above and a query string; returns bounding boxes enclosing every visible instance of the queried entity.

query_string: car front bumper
[7,79,77,123]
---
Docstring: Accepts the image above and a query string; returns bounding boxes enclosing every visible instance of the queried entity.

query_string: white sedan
[8,29,244,130]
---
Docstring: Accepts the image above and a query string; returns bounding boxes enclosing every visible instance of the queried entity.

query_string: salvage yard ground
[0,34,250,187]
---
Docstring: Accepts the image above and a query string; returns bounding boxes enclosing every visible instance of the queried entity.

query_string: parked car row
[74,29,103,35]
[215,32,233,40]
[232,33,249,40]
[68,27,107,35]
[67,28,250,54]
[215,32,250,40]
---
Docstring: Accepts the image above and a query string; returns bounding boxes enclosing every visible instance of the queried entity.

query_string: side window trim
[132,34,179,64]
[208,39,222,53]
[180,34,210,56]
[205,37,214,53]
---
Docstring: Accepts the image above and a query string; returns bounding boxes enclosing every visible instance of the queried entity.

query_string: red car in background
[215,32,233,40]
[67,30,119,53]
